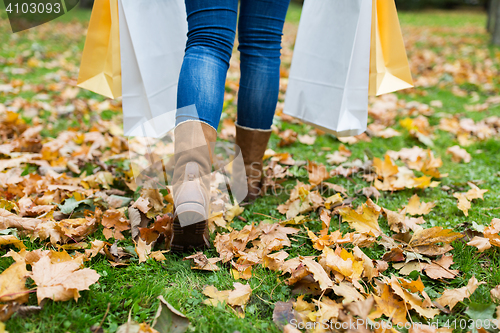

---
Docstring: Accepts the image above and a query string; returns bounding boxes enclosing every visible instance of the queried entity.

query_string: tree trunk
[488,0,498,33]
[487,0,492,32]
[79,0,94,8]
[492,0,500,45]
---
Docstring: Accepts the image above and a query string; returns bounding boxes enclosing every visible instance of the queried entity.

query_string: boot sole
[171,202,209,252]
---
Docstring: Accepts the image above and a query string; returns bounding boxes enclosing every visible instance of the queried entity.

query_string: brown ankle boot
[171,121,217,251]
[234,123,272,202]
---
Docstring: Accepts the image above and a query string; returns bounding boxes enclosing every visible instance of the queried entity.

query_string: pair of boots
[170,120,271,251]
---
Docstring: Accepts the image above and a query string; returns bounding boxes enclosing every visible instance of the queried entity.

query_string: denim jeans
[175,0,291,131]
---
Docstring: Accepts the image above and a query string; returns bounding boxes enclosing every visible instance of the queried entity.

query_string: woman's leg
[233,0,290,201]
[236,0,291,130]
[172,0,238,251]
[175,0,238,131]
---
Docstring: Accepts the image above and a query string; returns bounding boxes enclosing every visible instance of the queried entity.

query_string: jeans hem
[176,119,217,133]
[235,121,272,132]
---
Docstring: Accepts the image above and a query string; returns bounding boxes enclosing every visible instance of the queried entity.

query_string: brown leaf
[150,251,168,262]
[278,129,297,147]
[272,300,296,330]
[389,276,440,319]
[84,240,109,259]
[383,208,424,233]
[326,151,348,165]
[372,284,408,325]
[436,276,485,310]
[490,285,500,302]
[202,282,252,308]
[306,161,329,186]
[184,252,220,271]
[484,218,500,247]
[408,227,463,256]
[262,251,289,271]
[465,183,488,200]
[332,282,364,304]
[101,209,130,240]
[30,254,100,304]
[135,238,152,263]
[422,254,459,280]
[301,257,333,291]
[0,235,26,250]
[446,145,471,163]
[132,197,150,214]
[467,236,492,252]
[297,134,316,145]
[0,208,40,232]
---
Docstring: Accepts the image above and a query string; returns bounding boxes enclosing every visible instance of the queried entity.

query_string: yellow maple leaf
[373,155,399,179]
[339,199,382,237]
[405,194,436,215]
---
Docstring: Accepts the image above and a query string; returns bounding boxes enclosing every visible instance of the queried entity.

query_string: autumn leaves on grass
[0,249,99,320]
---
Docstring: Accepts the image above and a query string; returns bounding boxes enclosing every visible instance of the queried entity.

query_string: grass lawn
[1,3,500,333]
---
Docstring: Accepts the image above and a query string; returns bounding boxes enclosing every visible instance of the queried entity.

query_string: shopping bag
[118,0,187,138]
[283,0,373,137]
[369,0,413,96]
[77,0,121,99]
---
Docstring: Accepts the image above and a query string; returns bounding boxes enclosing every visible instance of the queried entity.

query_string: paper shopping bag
[77,0,121,99]
[118,0,187,138]
[283,0,373,137]
[369,0,413,96]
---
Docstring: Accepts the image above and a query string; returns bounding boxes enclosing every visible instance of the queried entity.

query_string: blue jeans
[176,0,290,131]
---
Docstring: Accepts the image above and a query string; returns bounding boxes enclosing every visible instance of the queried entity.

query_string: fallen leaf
[372,284,408,325]
[421,254,459,280]
[30,254,100,304]
[467,236,491,252]
[0,261,30,303]
[135,238,152,263]
[446,145,471,163]
[152,295,190,333]
[436,276,485,310]
[184,252,221,271]
[405,194,436,215]
[454,192,471,216]
[202,282,252,309]
[339,199,382,237]
[298,134,316,145]
[408,227,463,256]
[301,257,333,290]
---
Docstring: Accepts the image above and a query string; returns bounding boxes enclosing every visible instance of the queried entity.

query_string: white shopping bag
[283,0,373,137]
[118,0,187,138]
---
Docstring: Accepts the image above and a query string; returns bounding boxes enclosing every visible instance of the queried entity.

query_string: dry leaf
[408,227,463,256]
[436,276,485,310]
[301,257,333,291]
[30,254,100,304]
[446,145,471,163]
[184,252,221,271]
[0,262,30,304]
[298,134,316,145]
[405,194,436,215]
[467,236,492,252]
[422,255,459,280]
[339,199,382,236]
[135,238,152,263]
[203,282,252,308]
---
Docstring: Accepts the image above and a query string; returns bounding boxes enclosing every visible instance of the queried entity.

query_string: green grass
[398,9,487,27]
[1,4,500,333]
